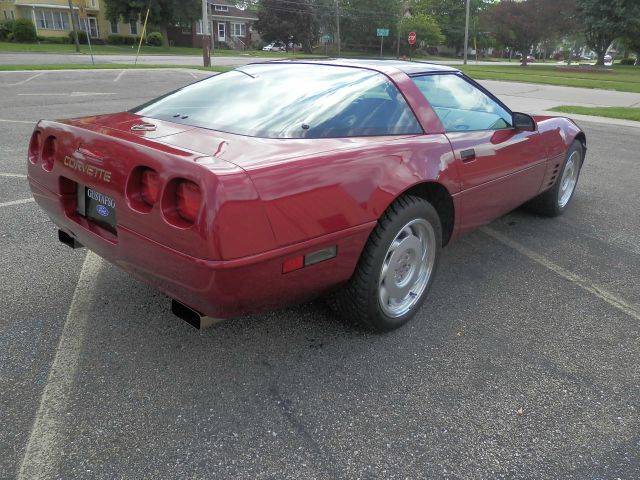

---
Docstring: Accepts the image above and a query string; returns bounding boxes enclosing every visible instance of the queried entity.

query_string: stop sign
[408,32,416,45]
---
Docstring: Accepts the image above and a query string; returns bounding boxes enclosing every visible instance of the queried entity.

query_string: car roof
[252,58,460,76]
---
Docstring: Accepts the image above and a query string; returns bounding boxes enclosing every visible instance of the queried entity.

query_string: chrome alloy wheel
[558,150,580,208]
[378,218,436,318]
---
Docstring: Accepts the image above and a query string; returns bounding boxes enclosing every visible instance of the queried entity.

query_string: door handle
[460,148,476,162]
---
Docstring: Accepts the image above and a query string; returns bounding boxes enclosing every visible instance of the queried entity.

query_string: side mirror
[512,112,536,132]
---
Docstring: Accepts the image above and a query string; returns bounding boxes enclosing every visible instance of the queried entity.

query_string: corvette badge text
[63,156,112,183]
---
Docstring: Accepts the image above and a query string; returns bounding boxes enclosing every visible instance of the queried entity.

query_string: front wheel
[332,195,442,333]
[527,139,584,217]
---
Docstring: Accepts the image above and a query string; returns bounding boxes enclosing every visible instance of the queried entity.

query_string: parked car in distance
[262,42,285,52]
[27,60,586,332]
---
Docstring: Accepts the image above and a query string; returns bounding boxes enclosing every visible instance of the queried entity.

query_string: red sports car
[27,60,586,332]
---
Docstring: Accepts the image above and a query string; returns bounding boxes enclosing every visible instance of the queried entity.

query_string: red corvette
[27,60,586,332]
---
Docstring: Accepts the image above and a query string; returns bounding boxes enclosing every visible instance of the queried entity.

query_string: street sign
[408,32,416,45]
[322,34,332,42]
[377,28,389,37]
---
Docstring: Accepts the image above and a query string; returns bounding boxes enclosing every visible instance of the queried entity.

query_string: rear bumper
[30,177,373,318]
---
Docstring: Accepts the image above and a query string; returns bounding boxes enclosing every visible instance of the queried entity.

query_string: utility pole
[463,0,470,65]
[201,0,211,67]
[335,0,340,57]
[67,0,80,53]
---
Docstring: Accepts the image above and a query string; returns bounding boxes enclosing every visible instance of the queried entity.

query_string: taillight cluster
[29,130,56,171]
[127,166,202,227]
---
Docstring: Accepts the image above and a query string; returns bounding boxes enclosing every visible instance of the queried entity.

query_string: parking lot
[1,69,639,479]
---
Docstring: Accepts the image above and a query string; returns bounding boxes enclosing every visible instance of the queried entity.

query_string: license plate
[77,184,117,231]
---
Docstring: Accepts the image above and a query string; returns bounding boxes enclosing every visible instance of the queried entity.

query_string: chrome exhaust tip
[171,299,222,329]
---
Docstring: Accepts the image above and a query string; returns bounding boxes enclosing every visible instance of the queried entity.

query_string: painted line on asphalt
[114,69,126,82]
[0,198,34,208]
[17,92,116,97]
[7,72,44,86]
[0,172,27,178]
[186,70,198,79]
[482,226,640,322]
[0,118,36,125]
[17,252,103,480]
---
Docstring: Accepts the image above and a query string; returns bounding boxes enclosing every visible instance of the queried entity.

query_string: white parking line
[482,226,640,322]
[114,70,126,82]
[18,252,103,480]
[7,72,44,87]
[0,172,27,178]
[0,118,36,125]
[0,198,34,208]
[186,70,198,79]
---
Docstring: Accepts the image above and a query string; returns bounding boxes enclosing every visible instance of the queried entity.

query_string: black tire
[332,195,442,333]
[526,140,584,217]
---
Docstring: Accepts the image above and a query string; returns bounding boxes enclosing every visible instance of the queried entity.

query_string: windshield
[131,64,423,139]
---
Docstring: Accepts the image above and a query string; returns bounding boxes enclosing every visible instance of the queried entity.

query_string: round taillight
[140,168,161,206]
[175,180,201,223]
[28,130,41,164]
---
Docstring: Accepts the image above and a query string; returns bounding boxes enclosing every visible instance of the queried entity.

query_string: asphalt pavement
[1,69,639,479]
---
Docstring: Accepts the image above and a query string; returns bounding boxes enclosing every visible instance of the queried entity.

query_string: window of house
[231,23,245,37]
[60,12,69,30]
[53,11,64,29]
[89,0,98,8]
[110,19,118,34]
[130,21,137,35]
[214,5,228,11]
[196,19,203,34]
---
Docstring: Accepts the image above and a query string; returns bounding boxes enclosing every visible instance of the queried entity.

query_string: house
[167,0,258,49]
[0,0,141,41]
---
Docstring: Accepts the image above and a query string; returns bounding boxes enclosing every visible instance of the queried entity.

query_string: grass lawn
[549,106,640,122]
[458,64,640,93]
[0,63,232,72]
[0,40,321,57]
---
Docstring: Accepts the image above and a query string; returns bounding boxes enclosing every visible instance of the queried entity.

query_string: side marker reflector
[282,246,338,274]
[282,256,304,273]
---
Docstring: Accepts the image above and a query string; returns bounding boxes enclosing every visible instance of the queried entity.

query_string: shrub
[1,20,15,40]
[107,34,140,45]
[13,18,37,42]
[216,41,231,50]
[69,30,88,44]
[41,36,70,44]
[146,31,163,46]
[619,58,637,66]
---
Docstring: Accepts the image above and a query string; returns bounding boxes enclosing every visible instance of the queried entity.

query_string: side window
[412,74,512,132]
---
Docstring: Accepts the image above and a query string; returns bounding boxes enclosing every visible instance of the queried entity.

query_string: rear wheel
[527,140,584,217]
[332,195,442,332]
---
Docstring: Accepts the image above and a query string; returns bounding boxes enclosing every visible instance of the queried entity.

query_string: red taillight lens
[28,130,41,164]
[41,136,56,171]
[176,180,201,223]
[140,168,160,206]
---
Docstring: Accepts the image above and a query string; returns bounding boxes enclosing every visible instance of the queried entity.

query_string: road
[1,69,639,479]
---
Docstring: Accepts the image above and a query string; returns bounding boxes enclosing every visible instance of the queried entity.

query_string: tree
[576,0,640,66]
[104,0,200,46]
[339,0,402,51]
[255,0,321,53]
[481,0,544,65]
[415,0,493,55]
[399,13,443,47]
